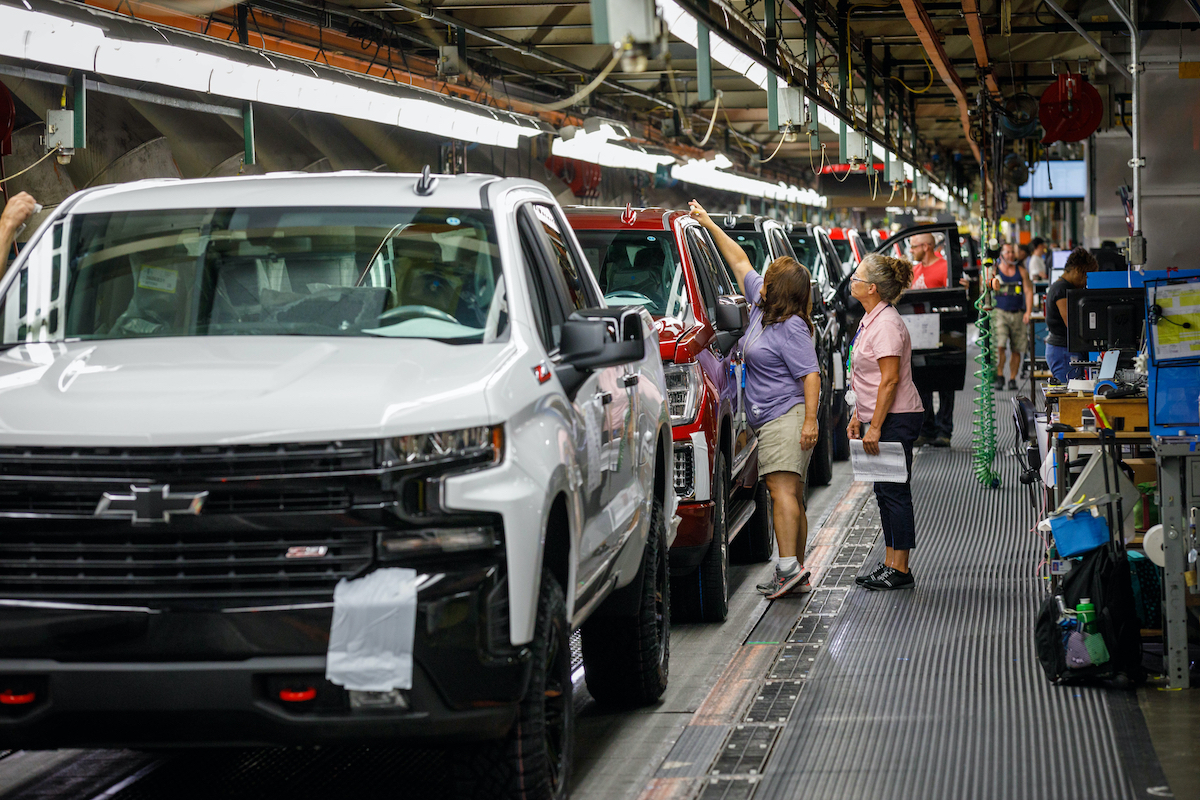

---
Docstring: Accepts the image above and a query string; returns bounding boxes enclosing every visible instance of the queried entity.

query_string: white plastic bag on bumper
[325,568,418,692]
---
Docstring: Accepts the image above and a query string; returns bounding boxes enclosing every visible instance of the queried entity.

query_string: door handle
[598,391,613,405]
[622,374,639,388]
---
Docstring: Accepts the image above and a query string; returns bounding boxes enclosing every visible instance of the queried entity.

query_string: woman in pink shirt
[846,254,925,590]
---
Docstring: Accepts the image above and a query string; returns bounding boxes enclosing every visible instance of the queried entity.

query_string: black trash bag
[1035,545,1145,687]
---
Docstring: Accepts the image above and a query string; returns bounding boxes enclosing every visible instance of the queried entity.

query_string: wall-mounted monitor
[1018,160,1086,200]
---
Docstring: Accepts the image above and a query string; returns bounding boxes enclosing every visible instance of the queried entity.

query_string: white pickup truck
[0,171,673,800]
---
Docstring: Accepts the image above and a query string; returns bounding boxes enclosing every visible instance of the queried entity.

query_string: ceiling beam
[896,0,981,162]
[961,0,1001,97]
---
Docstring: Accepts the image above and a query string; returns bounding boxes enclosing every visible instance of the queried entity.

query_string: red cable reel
[1039,73,1104,144]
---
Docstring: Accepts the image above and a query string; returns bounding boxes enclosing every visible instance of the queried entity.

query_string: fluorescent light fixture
[871,141,886,161]
[930,183,949,202]
[671,158,826,207]
[552,125,676,173]
[659,0,770,91]
[0,5,541,149]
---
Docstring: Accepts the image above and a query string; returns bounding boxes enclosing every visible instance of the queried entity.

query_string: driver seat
[606,247,666,308]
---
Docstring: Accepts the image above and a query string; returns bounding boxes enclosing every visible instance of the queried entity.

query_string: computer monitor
[1049,250,1069,283]
[1065,287,1146,354]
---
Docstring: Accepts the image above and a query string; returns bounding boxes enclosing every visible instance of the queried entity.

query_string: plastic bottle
[1076,598,1096,633]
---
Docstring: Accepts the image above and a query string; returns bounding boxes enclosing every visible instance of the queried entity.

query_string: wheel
[730,478,774,564]
[580,496,670,706]
[453,570,573,800]
[831,396,851,462]
[671,453,729,622]
[807,397,834,487]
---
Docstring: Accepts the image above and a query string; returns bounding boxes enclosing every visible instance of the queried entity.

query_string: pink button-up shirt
[850,302,924,424]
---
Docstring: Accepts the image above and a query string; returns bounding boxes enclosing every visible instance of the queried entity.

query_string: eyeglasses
[850,277,871,285]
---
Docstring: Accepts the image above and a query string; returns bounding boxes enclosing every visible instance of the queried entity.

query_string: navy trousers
[866,411,923,551]
[917,385,955,440]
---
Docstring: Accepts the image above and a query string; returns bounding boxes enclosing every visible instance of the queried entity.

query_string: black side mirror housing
[715,295,749,335]
[557,306,645,396]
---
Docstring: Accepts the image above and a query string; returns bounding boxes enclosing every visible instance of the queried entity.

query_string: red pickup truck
[566,206,773,623]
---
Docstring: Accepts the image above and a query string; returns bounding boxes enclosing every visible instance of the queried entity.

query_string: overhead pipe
[1040,0,1131,82]
[1107,0,1144,265]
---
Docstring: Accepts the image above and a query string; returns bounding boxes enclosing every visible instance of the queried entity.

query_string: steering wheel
[377,304,458,324]
[604,289,655,305]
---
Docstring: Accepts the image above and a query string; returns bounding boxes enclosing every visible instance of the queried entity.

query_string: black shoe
[992,376,1005,391]
[855,561,888,585]
[914,434,931,447]
[932,436,951,448]
[1007,379,1018,391]
[863,566,915,591]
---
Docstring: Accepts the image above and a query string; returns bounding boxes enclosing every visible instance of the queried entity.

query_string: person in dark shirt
[1044,247,1097,383]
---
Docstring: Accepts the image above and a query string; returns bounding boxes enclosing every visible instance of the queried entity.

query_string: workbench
[1053,431,1155,506]
[1154,437,1200,689]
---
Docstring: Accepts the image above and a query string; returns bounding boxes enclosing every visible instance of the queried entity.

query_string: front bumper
[0,565,530,749]
[668,501,713,575]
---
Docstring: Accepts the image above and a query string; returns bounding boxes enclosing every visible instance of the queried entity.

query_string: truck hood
[653,316,689,362]
[0,337,508,446]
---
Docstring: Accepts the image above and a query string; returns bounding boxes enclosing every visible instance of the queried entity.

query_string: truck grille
[0,441,376,481]
[0,528,374,603]
[0,488,351,517]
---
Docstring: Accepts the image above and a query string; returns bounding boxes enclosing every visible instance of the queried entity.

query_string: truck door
[853,223,971,393]
[524,204,641,585]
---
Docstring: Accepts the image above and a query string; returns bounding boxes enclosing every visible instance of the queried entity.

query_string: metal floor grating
[750,390,1164,800]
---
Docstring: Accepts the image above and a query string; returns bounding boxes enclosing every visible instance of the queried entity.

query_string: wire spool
[997,93,1040,140]
[1039,73,1103,144]
[1142,524,1165,568]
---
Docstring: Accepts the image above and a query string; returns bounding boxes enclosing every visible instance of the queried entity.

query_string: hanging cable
[0,148,61,185]
[760,130,788,163]
[690,91,723,147]
[890,49,934,94]
[537,48,623,112]
[807,141,827,179]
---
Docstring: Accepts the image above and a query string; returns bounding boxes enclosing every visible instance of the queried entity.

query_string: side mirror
[561,306,644,371]
[715,295,749,335]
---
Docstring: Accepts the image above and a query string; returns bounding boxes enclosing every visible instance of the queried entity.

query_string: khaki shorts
[755,404,814,480]
[991,308,1028,351]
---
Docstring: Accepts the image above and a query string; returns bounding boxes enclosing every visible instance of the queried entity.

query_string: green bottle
[1076,598,1096,633]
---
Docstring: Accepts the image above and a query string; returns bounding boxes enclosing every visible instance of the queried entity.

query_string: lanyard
[846,303,890,380]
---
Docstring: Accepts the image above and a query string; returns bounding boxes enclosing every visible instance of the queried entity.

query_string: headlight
[379,425,504,468]
[663,362,702,425]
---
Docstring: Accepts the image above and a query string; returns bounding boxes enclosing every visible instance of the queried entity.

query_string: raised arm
[688,200,754,295]
[0,192,38,282]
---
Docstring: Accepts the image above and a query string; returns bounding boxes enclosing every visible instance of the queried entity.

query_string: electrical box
[777,86,803,130]
[437,46,465,79]
[590,0,657,45]
[839,121,865,165]
[913,174,930,195]
[44,109,75,154]
[884,151,902,183]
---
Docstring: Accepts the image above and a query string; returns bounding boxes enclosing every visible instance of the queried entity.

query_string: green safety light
[1024,214,1031,221]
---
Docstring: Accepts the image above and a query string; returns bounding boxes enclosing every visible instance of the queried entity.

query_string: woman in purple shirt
[691,201,821,599]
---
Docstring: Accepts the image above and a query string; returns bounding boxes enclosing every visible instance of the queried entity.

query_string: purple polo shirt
[741,271,820,429]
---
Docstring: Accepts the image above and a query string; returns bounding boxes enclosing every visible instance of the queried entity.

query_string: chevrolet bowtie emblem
[94,484,208,524]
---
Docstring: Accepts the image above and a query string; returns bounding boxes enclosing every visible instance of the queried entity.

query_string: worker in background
[1027,237,1048,281]
[0,192,39,281]
[908,233,953,448]
[908,232,946,290]
[989,242,1033,391]
[1044,247,1097,384]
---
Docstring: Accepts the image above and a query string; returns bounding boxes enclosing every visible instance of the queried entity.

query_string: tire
[808,398,834,487]
[730,477,774,563]
[580,496,670,706]
[453,570,573,800]
[831,395,851,462]
[671,453,730,623]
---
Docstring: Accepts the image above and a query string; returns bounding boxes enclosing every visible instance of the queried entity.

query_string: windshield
[2,207,506,345]
[574,230,689,318]
[728,231,769,273]
[789,235,825,285]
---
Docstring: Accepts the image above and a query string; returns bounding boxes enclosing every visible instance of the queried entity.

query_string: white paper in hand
[850,440,909,483]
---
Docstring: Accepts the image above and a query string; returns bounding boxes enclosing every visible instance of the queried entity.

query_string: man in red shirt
[909,233,947,289]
